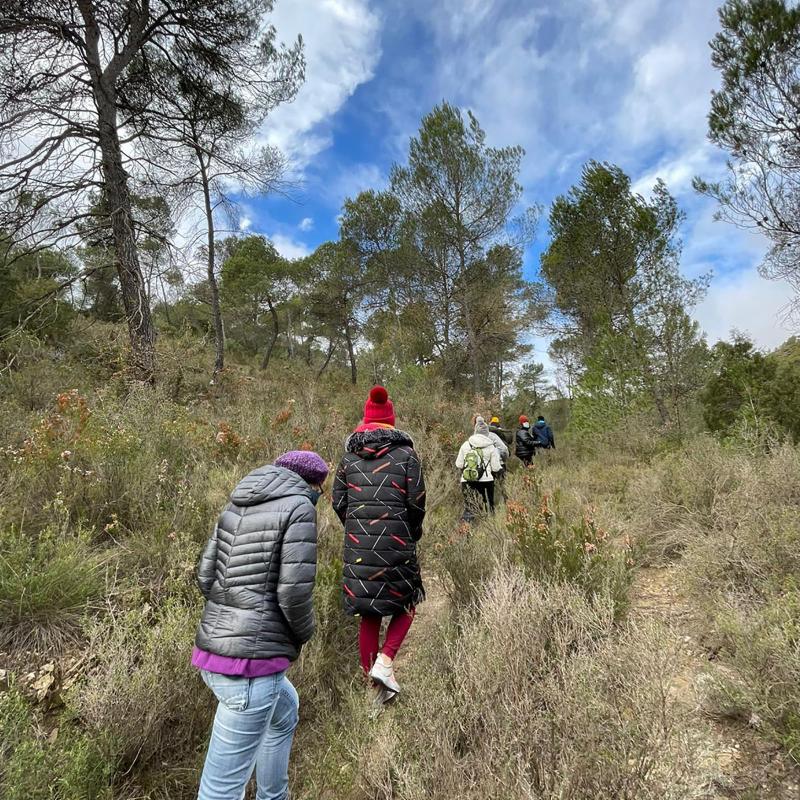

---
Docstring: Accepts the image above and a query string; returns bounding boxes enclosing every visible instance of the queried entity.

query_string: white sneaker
[369,655,401,694]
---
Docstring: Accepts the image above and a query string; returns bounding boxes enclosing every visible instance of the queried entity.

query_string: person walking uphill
[456,416,502,520]
[192,450,328,800]
[533,414,556,450]
[486,416,510,501]
[489,416,512,446]
[515,415,536,467]
[333,386,426,704]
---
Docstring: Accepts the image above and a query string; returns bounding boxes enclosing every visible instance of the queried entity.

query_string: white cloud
[323,161,386,206]
[695,268,796,349]
[298,216,314,231]
[270,233,311,260]
[238,215,253,231]
[262,0,382,170]
[631,144,718,199]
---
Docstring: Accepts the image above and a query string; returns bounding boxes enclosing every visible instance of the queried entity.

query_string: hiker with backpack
[332,386,426,705]
[533,414,556,450]
[456,415,502,520]
[192,450,327,800]
[515,415,537,467]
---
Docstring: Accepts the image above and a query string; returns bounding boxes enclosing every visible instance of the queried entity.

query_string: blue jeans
[198,670,299,800]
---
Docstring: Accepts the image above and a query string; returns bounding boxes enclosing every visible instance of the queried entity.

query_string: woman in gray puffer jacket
[192,450,328,800]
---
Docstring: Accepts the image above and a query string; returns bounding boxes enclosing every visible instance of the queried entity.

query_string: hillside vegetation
[0,331,798,799]
[2,0,800,797]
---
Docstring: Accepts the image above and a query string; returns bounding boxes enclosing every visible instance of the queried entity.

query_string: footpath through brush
[631,566,800,798]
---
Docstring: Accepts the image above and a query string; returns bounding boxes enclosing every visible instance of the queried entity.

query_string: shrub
[0,523,105,654]
[702,589,800,762]
[638,440,800,763]
[0,687,112,800]
[353,568,704,799]
[74,597,212,781]
[628,435,744,564]
[505,468,632,614]
[438,516,508,610]
[292,512,360,708]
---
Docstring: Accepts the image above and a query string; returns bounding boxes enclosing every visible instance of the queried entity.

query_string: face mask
[308,490,323,506]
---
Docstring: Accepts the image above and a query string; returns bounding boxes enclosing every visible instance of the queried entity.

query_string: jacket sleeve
[332,457,349,525]
[455,442,467,470]
[196,524,219,599]
[491,433,509,460]
[406,448,426,540]
[490,446,502,474]
[277,500,318,645]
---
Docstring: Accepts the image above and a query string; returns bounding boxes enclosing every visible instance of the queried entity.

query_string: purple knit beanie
[274,450,329,486]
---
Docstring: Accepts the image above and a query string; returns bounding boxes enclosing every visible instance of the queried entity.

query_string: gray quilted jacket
[194,464,318,660]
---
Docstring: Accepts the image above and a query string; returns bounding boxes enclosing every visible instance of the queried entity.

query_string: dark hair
[537,415,545,421]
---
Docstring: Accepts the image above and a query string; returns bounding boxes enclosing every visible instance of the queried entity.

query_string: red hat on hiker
[362,385,395,427]
[519,415,529,424]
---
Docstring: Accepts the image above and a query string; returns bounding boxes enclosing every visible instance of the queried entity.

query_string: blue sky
[238,0,796,365]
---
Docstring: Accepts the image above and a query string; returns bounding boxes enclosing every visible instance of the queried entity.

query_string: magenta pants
[358,608,416,674]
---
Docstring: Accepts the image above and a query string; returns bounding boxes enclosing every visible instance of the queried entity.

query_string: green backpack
[462,445,487,482]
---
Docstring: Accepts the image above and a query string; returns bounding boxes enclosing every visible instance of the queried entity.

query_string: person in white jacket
[456,416,502,520]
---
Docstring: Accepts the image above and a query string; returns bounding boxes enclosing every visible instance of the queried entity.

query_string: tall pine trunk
[344,320,357,384]
[80,0,156,382]
[260,295,280,369]
[96,91,157,382]
[317,337,337,377]
[197,148,225,377]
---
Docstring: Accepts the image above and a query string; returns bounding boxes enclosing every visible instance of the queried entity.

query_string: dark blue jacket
[533,421,555,449]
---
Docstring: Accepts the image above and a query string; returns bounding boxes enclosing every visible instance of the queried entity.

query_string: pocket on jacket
[201,670,250,711]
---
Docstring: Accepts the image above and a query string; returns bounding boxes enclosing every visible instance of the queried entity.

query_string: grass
[0,686,112,800]
[348,569,703,800]
[0,523,106,655]
[0,325,797,796]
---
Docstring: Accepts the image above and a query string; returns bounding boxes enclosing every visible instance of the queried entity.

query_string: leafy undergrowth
[630,438,800,768]
[0,337,797,798]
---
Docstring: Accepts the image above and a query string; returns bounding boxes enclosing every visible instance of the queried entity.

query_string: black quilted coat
[333,428,426,617]
[515,427,536,460]
[195,465,318,660]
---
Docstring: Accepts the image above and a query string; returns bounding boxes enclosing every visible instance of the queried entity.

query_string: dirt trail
[394,572,448,671]
[631,566,800,799]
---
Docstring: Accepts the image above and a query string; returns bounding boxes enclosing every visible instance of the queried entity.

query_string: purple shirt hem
[191,646,291,678]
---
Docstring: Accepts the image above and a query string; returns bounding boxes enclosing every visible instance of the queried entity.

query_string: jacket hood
[468,433,494,448]
[230,464,314,507]
[345,427,414,459]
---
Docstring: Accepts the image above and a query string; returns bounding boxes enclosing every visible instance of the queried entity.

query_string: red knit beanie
[519,415,529,424]
[362,385,395,426]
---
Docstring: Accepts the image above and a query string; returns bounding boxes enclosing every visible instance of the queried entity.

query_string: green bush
[0,687,112,800]
[505,469,632,614]
[0,523,104,654]
[74,597,211,782]
[701,334,800,443]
